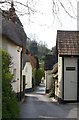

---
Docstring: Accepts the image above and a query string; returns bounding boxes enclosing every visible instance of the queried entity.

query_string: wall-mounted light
[17,46,22,52]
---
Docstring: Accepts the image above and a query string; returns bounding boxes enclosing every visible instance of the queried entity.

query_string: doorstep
[50,97,58,102]
[46,93,57,103]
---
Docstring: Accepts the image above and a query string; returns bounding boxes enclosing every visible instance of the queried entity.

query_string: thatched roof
[44,54,57,71]
[23,54,30,69]
[0,10,27,48]
[23,54,37,69]
[57,30,79,56]
[28,54,37,69]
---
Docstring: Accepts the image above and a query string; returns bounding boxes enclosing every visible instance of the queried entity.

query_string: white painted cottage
[57,30,79,103]
[22,54,32,92]
[0,3,27,101]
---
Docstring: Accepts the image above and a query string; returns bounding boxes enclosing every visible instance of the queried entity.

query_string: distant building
[22,51,37,92]
[22,54,32,92]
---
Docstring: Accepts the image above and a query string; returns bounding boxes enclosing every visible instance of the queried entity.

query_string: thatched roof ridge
[0,9,27,48]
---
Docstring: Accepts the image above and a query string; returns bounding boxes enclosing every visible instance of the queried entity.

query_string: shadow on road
[19,83,78,119]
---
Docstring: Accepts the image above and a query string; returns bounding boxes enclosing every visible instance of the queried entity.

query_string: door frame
[23,75,25,94]
[77,57,79,101]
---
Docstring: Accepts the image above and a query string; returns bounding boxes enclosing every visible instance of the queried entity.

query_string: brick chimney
[9,0,16,23]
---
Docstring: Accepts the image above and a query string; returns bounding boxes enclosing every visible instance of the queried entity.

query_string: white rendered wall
[1,37,22,93]
[22,62,32,89]
[58,55,63,99]
[45,70,52,91]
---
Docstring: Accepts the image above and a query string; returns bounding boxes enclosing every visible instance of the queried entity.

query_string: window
[66,67,76,71]
[12,69,16,82]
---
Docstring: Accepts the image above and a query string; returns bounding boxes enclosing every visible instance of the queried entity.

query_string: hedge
[1,49,19,119]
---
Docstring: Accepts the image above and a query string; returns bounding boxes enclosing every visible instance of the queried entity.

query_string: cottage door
[64,57,77,101]
[78,58,79,101]
[23,75,25,96]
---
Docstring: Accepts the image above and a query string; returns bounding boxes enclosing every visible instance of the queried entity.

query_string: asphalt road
[19,83,78,119]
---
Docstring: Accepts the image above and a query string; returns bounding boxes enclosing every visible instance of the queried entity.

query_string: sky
[1,0,77,49]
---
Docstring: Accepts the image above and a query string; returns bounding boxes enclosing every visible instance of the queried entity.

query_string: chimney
[9,0,16,23]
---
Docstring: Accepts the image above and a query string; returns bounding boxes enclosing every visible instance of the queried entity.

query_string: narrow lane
[19,83,77,118]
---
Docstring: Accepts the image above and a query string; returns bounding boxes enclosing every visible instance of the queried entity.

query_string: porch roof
[44,55,56,71]
[57,30,79,56]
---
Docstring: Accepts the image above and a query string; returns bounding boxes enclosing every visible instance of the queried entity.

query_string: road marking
[39,116,57,118]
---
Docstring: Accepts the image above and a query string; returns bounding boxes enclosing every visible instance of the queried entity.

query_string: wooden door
[23,75,25,96]
[77,58,79,101]
[64,57,77,101]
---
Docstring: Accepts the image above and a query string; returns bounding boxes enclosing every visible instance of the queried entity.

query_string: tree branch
[58,0,76,19]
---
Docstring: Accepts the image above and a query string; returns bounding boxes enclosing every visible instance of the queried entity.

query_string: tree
[35,56,39,70]
[26,37,51,59]
[38,41,51,59]
[29,40,38,55]
[0,0,77,24]
[51,46,56,55]
[33,68,44,86]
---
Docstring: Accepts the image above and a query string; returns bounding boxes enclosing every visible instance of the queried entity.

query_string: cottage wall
[22,62,32,90]
[58,55,63,99]
[0,37,22,94]
[45,71,47,91]
[55,80,58,97]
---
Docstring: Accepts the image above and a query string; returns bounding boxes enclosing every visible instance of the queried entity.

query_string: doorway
[77,58,79,101]
[23,75,25,96]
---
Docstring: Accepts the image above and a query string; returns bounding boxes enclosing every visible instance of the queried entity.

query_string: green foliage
[39,59,44,70]
[29,40,38,55]
[0,49,2,119]
[35,56,39,70]
[49,77,55,98]
[51,46,56,55]
[27,38,51,59]
[1,49,19,119]
[49,90,54,98]
[33,68,44,87]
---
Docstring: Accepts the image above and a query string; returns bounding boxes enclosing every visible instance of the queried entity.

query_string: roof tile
[57,30,79,56]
